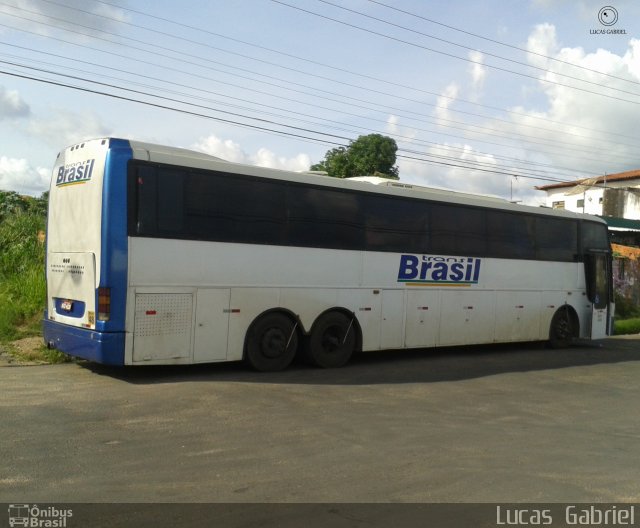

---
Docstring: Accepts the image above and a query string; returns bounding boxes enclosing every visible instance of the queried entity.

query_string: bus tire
[548,306,577,349]
[245,313,298,372]
[305,311,357,368]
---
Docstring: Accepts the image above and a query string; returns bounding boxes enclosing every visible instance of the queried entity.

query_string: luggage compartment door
[194,289,230,363]
[133,293,193,362]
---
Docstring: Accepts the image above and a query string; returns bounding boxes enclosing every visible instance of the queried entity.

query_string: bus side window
[134,165,158,235]
[288,186,364,250]
[487,211,535,260]
[536,217,578,261]
[363,195,428,253]
[185,171,286,245]
[156,168,185,234]
[431,204,486,256]
[132,164,184,236]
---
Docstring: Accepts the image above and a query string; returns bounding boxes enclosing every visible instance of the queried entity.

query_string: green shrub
[0,301,20,340]
[41,347,72,364]
[614,318,640,335]
[0,201,46,341]
[614,292,640,319]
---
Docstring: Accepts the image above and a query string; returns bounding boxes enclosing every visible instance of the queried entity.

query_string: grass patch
[41,348,72,364]
[0,193,50,358]
[0,191,72,365]
[2,338,71,364]
[0,209,46,339]
[614,318,640,336]
[0,301,21,341]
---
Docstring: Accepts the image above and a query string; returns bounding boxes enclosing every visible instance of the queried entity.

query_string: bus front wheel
[305,311,357,368]
[548,306,577,349]
[245,313,298,371]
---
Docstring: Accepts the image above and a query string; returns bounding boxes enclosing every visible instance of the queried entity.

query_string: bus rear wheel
[305,311,357,368]
[245,313,298,372]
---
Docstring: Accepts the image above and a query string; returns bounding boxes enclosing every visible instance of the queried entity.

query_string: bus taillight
[98,287,111,321]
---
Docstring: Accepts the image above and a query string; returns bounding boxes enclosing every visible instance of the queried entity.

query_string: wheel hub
[261,328,287,358]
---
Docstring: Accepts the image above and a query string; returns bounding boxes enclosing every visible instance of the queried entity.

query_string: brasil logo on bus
[56,158,95,187]
[398,254,481,287]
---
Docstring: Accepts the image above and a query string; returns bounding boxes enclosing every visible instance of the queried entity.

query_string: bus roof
[347,176,509,204]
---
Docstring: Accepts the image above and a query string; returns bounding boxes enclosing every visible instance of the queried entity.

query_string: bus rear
[43,138,132,364]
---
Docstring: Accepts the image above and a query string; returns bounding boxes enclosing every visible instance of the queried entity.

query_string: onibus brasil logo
[398,254,482,286]
[8,504,73,527]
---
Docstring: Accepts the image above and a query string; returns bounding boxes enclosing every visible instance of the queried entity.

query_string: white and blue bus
[43,137,614,370]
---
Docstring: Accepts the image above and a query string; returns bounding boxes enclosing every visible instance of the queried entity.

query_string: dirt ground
[0,336,48,365]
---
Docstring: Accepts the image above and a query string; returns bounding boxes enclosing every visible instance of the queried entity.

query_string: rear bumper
[43,319,125,365]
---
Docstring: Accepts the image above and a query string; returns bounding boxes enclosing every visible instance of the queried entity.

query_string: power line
[314,0,640,98]
[5,1,607,147]
[2,20,635,171]
[0,65,585,186]
[4,42,598,180]
[1,9,637,166]
[43,0,640,142]
[0,61,355,142]
[365,0,640,88]
[1,0,636,192]
[270,0,640,105]
[2,30,634,170]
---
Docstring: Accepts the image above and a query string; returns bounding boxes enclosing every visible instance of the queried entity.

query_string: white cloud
[376,26,639,204]
[386,114,399,135]
[435,83,459,123]
[467,50,487,98]
[0,86,30,119]
[193,134,311,172]
[530,0,604,22]
[511,27,640,174]
[26,109,111,148]
[0,157,49,196]
[526,23,559,68]
[442,24,640,202]
[192,135,247,163]
[624,39,640,79]
[253,148,311,172]
[386,114,417,143]
[0,0,130,40]
[400,144,499,191]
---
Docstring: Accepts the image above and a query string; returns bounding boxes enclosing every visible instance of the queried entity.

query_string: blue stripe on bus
[96,138,133,334]
[43,319,125,365]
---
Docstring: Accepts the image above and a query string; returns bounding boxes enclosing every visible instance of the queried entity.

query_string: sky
[0,0,639,204]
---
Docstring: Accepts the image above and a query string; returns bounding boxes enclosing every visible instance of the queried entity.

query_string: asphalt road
[2,337,640,504]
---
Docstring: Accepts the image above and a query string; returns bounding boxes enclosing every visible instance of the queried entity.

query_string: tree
[310,134,399,179]
[310,146,350,176]
[0,190,48,222]
[0,191,26,222]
